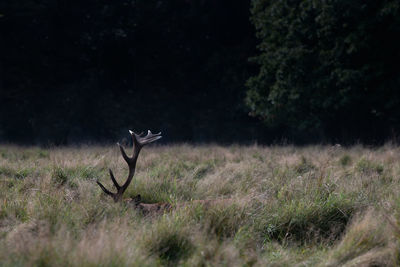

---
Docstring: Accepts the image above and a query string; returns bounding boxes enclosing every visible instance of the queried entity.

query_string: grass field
[0,144,400,266]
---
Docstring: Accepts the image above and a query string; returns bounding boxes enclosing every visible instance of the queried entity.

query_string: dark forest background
[1,0,399,145]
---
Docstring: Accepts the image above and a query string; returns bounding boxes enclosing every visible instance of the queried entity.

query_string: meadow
[0,144,399,266]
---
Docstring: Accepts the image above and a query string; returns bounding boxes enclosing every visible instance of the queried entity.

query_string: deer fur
[125,194,233,215]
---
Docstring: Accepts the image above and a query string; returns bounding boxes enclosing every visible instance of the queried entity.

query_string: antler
[97,130,162,202]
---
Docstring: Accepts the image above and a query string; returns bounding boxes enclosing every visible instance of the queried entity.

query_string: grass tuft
[294,156,315,174]
[339,154,352,167]
[258,193,354,243]
[142,215,194,264]
[356,157,384,175]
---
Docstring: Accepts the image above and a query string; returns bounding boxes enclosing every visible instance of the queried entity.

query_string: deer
[96,130,232,215]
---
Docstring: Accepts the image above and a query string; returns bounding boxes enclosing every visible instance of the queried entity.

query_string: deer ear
[133,194,141,205]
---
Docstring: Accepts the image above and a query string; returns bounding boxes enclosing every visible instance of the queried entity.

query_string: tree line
[247,0,400,143]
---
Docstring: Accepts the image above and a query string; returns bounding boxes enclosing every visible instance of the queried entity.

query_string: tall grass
[0,144,400,265]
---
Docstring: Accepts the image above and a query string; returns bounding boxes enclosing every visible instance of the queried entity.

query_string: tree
[246,0,400,143]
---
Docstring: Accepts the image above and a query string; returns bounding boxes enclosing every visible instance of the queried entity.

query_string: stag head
[96,130,161,202]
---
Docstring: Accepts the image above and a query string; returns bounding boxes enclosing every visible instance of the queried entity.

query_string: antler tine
[137,130,162,145]
[96,181,114,197]
[109,169,120,190]
[97,129,162,202]
[145,130,162,138]
[117,142,131,164]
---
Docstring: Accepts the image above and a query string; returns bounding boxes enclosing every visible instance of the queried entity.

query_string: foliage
[246,0,400,142]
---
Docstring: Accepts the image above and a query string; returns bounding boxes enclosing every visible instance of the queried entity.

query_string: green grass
[0,144,400,266]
